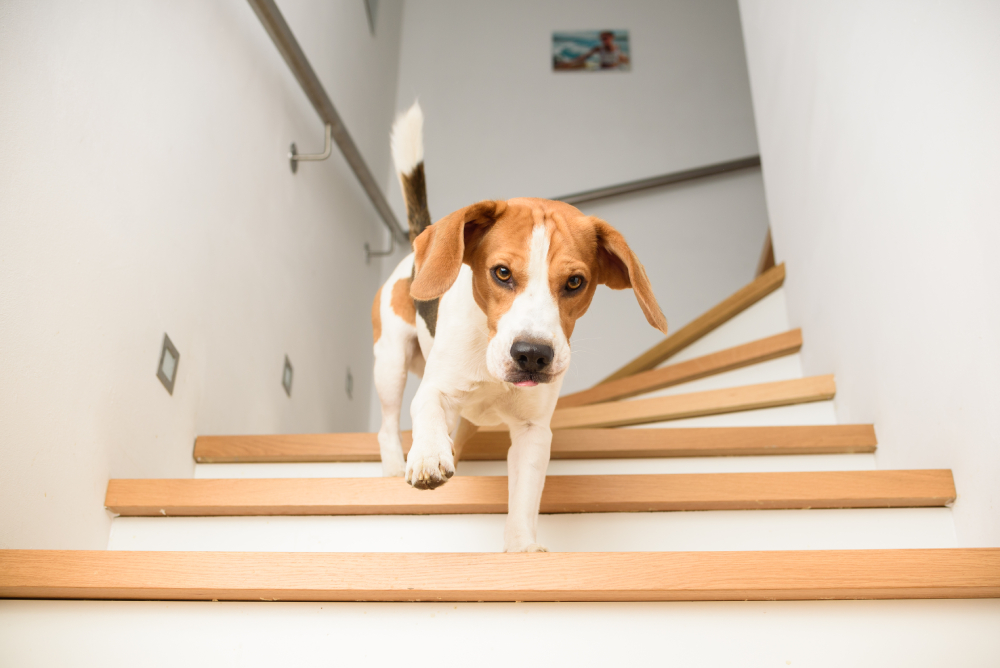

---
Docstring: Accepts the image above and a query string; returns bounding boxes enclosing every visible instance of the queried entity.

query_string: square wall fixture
[157,334,180,395]
[283,355,293,397]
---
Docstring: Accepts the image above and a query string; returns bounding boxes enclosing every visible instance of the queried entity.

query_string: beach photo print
[552,30,631,72]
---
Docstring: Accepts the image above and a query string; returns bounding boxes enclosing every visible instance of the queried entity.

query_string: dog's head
[410,198,667,386]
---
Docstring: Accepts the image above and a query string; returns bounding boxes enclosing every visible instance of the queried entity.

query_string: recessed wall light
[157,334,180,395]
[283,355,293,397]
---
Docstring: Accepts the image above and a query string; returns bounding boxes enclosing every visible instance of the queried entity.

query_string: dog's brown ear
[593,219,668,334]
[411,200,505,301]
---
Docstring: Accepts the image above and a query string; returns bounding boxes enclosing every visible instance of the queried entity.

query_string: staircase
[3,264,999,665]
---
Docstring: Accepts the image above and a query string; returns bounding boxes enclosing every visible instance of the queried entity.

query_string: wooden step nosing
[194,424,877,463]
[105,469,955,516]
[557,328,803,408]
[549,375,836,430]
[3,548,998,602]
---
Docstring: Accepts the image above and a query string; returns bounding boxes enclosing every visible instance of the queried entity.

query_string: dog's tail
[391,101,431,244]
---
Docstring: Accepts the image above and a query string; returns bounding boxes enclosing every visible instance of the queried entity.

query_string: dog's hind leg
[373,278,421,477]
[451,417,479,465]
[373,333,417,477]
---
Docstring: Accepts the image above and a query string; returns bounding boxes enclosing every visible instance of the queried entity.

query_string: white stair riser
[664,287,792,365]
[108,508,957,553]
[629,353,804,400]
[627,398,838,428]
[3,599,998,667]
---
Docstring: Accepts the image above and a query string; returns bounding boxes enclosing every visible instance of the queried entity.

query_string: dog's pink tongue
[514,380,538,387]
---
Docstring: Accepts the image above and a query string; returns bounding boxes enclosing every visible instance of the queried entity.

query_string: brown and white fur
[372,102,668,552]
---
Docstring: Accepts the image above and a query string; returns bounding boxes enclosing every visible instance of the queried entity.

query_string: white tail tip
[390,101,424,176]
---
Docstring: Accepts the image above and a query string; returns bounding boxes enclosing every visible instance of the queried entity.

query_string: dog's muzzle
[508,340,554,387]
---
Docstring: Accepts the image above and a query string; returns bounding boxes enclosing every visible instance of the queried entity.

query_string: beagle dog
[372,103,668,552]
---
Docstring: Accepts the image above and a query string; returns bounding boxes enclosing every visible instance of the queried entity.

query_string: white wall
[739,0,1000,545]
[393,0,759,214]
[0,0,404,549]
[373,0,768,427]
[566,170,769,392]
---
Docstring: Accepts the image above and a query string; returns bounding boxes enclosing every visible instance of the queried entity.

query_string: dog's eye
[566,275,584,291]
[493,266,512,282]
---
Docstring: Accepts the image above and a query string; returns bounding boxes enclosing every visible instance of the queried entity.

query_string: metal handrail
[555,155,761,206]
[248,0,409,246]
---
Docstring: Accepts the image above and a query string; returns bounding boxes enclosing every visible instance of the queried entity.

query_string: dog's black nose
[510,340,553,373]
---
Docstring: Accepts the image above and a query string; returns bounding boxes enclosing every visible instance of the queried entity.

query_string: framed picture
[553,30,631,72]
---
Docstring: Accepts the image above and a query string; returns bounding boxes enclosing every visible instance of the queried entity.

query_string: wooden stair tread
[195,432,391,463]
[549,375,835,430]
[558,329,803,408]
[601,263,786,383]
[105,469,955,516]
[3,548,997,602]
[194,425,877,463]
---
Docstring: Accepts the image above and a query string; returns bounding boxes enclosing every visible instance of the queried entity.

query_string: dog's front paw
[405,450,455,490]
[505,543,548,553]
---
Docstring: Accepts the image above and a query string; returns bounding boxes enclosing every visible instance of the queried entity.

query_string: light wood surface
[194,432,403,463]
[601,263,786,384]
[558,329,803,408]
[3,548,997,602]
[756,228,775,277]
[550,375,835,430]
[195,425,877,463]
[104,469,954,516]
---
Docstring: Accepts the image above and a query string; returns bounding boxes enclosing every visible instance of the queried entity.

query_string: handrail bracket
[289,123,333,174]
